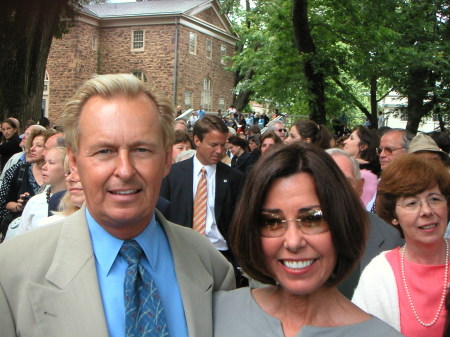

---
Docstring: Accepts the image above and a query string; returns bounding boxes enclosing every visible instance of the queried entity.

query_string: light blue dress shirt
[86,209,189,337]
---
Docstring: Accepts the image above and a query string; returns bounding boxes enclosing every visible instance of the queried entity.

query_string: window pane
[133,30,144,50]
[189,32,197,54]
[206,39,212,58]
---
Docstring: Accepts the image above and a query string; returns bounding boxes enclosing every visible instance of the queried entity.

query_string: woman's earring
[392,219,399,225]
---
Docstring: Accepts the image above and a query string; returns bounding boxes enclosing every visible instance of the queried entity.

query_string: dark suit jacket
[338,212,404,299]
[160,157,244,242]
[231,152,252,174]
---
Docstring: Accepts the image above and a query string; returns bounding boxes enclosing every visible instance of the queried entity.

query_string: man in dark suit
[326,148,404,298]
[160,115,244,262]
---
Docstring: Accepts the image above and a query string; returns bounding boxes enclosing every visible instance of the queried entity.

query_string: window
[184,91,193,109]
[206,38,212,59]
[201,78,212,111]
[43,71,49,93]
[189,32,197,55]
[132,71,148,83]
[218,98,226,112]
[220,44,227,65]
[132,30,144,51]
[42,71,50,117]
[92,37,98,51]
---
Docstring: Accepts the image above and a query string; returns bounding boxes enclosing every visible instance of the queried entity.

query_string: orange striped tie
[193,168,207,234]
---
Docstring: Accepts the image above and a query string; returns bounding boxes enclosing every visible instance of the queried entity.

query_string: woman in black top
[0,118,22,171]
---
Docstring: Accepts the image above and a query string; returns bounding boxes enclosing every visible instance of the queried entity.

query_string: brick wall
[46,7,236,123]
[47,21,99,124]
[99,25,176,100]
[194,7,226,30]
[176,25,234,111]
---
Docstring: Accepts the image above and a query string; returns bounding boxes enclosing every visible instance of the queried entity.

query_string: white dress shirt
[193,156,228,250]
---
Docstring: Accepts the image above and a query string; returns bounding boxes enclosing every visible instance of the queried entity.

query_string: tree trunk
[232,0,253,112]
[405,68,432,134]
[369,75,378,129]
[292,0,326,125]
[0,0,71,127]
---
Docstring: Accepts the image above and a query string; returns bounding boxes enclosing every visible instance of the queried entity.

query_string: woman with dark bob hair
[213,143,401,336]
[171,130,194,163]
[260,131,283,155]
[353,156,450,336]
[284,120,332,150]
[228,135,252,174]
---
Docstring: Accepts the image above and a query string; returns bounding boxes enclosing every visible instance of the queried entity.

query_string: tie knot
[120,240,143,265]
[201,167,206,175]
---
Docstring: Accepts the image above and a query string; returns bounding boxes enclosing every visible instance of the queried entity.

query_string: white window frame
[220,44,227,65]
[92,37,98,51]
[206,38,212,59]
[132,30,145,51]
[184,90,193,109]
[201,78,212,111]
[189,32,197,55]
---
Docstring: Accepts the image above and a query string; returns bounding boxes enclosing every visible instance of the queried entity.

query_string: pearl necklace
[401,239,449,327]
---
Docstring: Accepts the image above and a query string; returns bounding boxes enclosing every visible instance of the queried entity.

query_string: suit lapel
[185,158,194,220]
[214,163,227,221]
[28,207,109,337]
[158,211,214,337]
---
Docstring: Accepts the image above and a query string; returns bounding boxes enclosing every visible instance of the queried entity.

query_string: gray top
[213,288,404,337]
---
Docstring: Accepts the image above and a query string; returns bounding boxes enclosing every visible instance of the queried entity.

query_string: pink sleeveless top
[386,248,447,337]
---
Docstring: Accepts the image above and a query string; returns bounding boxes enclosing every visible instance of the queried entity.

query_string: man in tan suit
[0,74,235,337]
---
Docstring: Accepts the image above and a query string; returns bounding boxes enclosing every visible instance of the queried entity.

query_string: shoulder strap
[17,164,27,184]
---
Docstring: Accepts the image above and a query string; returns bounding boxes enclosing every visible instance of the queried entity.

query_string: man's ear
[193,135,201,147]
[164,148,173,177]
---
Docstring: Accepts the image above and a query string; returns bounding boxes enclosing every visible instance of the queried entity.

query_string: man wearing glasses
[377,129,414,170]
[266,121,287,142]
[368,128,414,212]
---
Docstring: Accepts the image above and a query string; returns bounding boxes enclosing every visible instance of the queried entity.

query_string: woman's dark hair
[354,125,381,176]
[260,131,283,147]
[248,134,261,147]
[231,143,368,287]
[291,120,332,150]
[1,119,20,142]
[173,130,194,148]
[376,155,450,238]
[228,135,249,152]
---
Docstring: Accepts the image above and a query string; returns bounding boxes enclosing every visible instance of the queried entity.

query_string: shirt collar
[86,208,159,276]
[193,155,216,177]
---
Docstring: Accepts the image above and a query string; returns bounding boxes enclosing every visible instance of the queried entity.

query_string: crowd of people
[0,73,449,337]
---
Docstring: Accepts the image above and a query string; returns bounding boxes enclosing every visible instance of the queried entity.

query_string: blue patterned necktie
[120,240,170,337]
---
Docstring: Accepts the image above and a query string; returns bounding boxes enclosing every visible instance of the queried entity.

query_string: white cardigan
[352,251,401,332]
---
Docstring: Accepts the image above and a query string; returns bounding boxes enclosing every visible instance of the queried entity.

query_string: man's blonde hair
[61,74,175,153]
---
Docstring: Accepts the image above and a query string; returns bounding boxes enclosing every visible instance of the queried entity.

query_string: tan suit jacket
[0,206,235,337]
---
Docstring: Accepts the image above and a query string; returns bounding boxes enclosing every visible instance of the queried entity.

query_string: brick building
[44,0,238,123]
